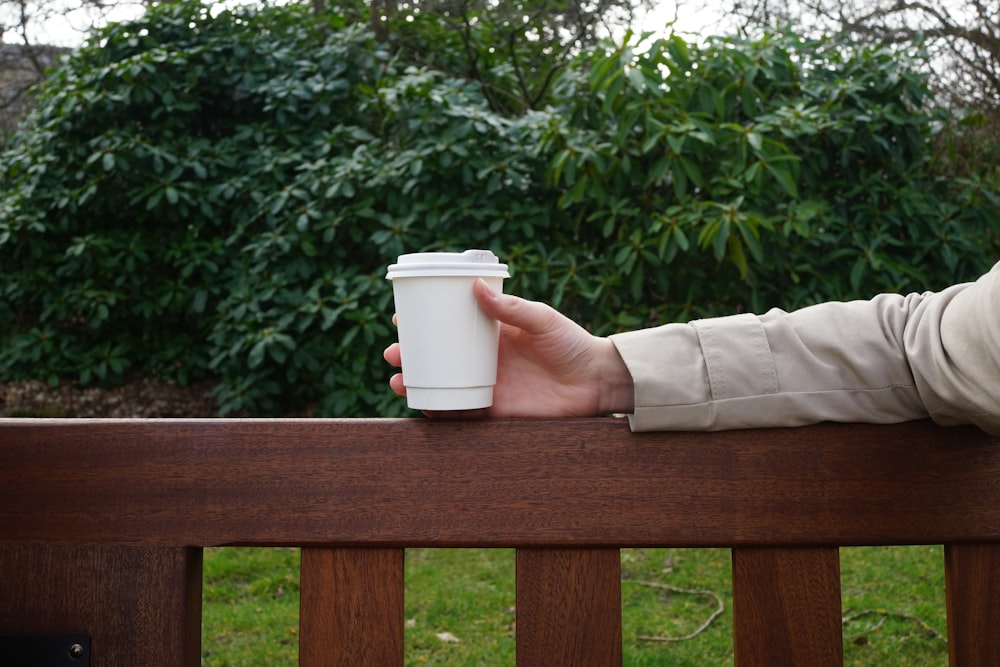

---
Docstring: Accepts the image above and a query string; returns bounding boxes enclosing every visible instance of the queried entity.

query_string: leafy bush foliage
[1,1,997,416]
[541,31,1000,319]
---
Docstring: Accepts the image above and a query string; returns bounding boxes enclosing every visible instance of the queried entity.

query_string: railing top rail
[2,418,998,548]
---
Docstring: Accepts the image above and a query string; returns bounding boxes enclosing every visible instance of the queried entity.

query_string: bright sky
[637,0,728,38]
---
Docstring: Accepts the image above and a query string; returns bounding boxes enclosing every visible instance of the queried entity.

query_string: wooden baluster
[299,547,404,667]
[945,543,1000,666]
[732,546,842,667]
[0,544,202,666]
[515,548,622,666]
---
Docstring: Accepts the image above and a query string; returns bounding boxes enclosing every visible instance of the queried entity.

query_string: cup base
[405,386,494,411]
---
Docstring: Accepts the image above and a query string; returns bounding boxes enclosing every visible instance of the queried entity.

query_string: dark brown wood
[0,544,202,667]
[732,547,843,667]
[945,543,1000,666]
[515,548,622,666]
[2,419,999,548]
[299,547,404,666]
[3,418,1000,666]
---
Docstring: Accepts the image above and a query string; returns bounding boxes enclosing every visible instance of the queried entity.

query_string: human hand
[383,279,634,418]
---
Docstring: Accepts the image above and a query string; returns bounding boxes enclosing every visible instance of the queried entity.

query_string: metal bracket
[0,635,90,666]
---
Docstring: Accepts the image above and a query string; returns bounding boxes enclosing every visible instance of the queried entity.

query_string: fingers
[386,316,405,397]
[388,372,406,397]
[385,340,404,397]
[383,342,401,367]
[473,278,558,335]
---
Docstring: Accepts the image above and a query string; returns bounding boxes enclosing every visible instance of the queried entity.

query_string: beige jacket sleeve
[609,261,1000,435]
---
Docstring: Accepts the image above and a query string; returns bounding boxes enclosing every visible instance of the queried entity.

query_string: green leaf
[641,133,660,155]
[248,340,267,369]
[145,189,164,210]
[673,225,690,251]
[666,35,692,69]
[626,66,646,92]
[727,235,748,278]
[765,162,799,197]
[678,156,704,188]
[737,220,764,262]
[712,220,729,261]
[192,289,208,314]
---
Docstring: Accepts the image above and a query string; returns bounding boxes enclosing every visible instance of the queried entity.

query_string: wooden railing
[1,418,999,666]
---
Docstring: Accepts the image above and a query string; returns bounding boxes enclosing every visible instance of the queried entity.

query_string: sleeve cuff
[610,314,779,431]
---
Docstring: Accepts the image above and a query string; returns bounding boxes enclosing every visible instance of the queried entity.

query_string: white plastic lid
[386,249,510,279]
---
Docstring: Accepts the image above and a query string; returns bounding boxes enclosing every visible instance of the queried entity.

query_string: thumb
[473,278,558,335]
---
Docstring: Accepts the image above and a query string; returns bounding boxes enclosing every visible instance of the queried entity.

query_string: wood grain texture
[732,547,842,667]
[0,545,202,667]
[945,543,1000,666]
[4,418,1000,666]
[516,548,622,666]
[299,547,404,666]
[2,418,999,548]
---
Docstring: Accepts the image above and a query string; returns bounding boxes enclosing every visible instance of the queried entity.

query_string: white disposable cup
[386,250,510,410]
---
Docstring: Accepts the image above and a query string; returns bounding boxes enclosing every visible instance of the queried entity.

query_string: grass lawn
[202,546,948,666]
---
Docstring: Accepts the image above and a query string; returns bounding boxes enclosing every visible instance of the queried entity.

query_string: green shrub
[0,1,554,416]
[538,31,1000,320]
[1,2,997,416]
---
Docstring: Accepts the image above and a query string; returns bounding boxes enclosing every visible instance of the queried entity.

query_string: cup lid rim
[396,249,499,264]
[386,250,509,279]
[386,263,510,278]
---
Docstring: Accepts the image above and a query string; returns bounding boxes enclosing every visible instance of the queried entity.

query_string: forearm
[610,262,1000,434]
